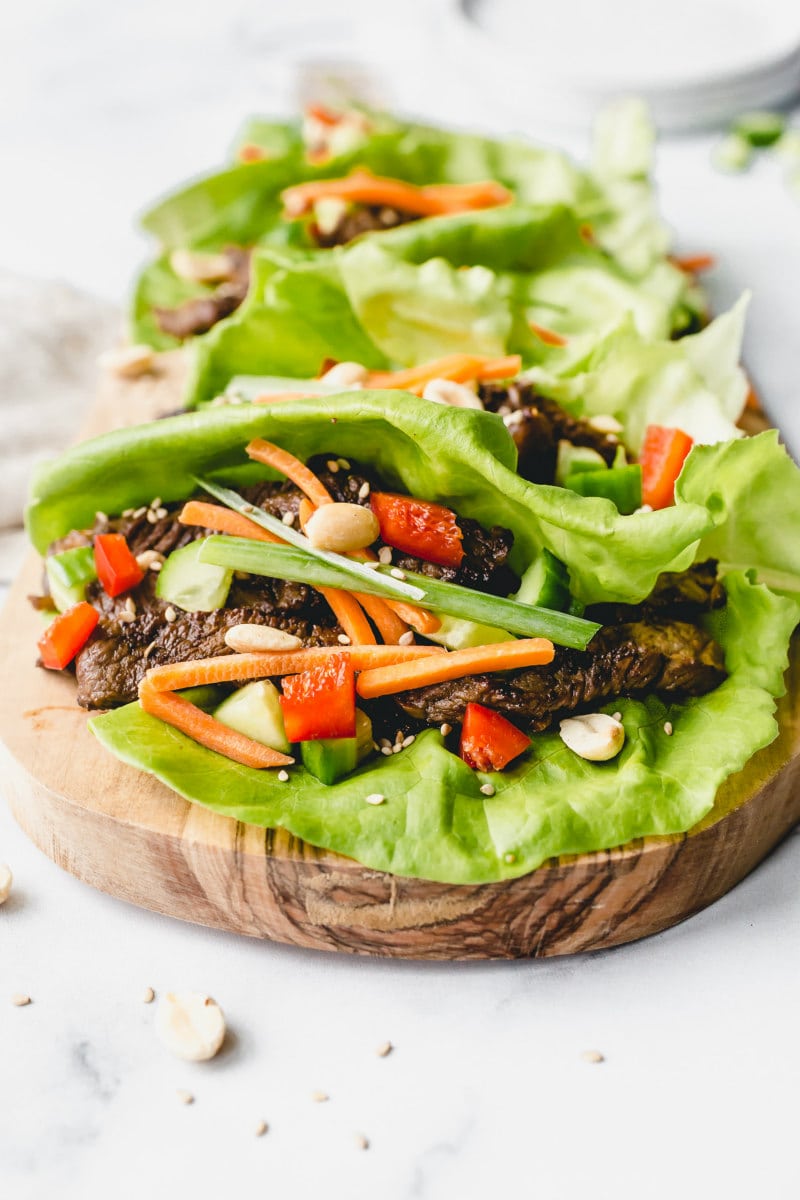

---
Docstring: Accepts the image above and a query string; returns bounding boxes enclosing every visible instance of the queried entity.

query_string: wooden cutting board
[1,360,797,960]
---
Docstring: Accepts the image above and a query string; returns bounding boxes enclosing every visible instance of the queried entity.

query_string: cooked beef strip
[311,205,419,248]
[585,560,726,626]
[479,381,621,484]
[396,618,727,730]
[154,247,252,341]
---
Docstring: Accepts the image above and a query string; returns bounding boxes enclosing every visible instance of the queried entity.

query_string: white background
[1,2,799,1197]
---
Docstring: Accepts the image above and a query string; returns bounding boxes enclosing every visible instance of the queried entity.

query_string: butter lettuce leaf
[89,573,798,883]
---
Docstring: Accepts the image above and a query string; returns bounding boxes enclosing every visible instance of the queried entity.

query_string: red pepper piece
[459,702,531,772]
[280,652,356,742]
[37,602,99,670]
[370,492,464,568]
[94,533,144,598]
[639,425,694,510]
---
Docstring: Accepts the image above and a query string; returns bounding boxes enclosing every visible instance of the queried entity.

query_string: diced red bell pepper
[37,602,99,670]
[280,653,356,742]
[94,533,144,598]
[370,492,464,568]
[459,702,531,773]
[639,425,694,510]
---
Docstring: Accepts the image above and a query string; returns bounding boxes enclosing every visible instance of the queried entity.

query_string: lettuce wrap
[27,393,800,883]
[132,102,692,353]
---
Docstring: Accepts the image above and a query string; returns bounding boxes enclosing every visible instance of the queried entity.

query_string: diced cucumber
[515,550,571,612]
[733,111,785,148]
[156,539,233,612]
[354,709,374,763]
[46,545,97,612]
[213,680,289,752]
[565,464,642,515]
[425,613,510,650]
[301,737,358,785]
[555,441,607,486]
[712,134,752,173]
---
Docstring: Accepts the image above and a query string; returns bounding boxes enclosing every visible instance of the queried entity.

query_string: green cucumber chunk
[212,680,290,753]
[301,737,358,785]
[46,545,97,612]
[555,442,607,486]
[565,464,642,515]
[354,709,374,763]
[425,613,510,650]
[156,539,233,612]
[515,549,571,612]
[733,111,786,148]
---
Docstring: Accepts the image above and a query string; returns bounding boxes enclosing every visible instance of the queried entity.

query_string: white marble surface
[1,3,800,1198]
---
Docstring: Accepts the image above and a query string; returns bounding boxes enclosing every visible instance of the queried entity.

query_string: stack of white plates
[444,0,800,131]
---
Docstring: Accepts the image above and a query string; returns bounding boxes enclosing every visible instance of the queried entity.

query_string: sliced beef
[154,247,252,341]
[479,381,621,484]
[311,205,418,248]
[585,560,726,625]
[395,619,727,731]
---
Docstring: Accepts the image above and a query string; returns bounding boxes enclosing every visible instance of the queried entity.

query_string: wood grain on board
[1,358,797,959]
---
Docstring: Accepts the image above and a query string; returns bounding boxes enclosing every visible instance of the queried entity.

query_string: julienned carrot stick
[246,439,334,508]
[352,592,410,643]
[670,254,715,274]
[138,681,294,769]
[143,645,445,693]
[356,639,555,699]
[281,171,512,219]
[529,322,567,347]
[318,587,376,646]
[384,599,441,635]
[179,501,282,544]
[253,391,321,405]
[366,354,521,391]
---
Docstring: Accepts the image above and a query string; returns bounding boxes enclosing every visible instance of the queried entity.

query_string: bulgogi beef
[480,380,621,484]
[311,204,418,248]
[154,247,252,341]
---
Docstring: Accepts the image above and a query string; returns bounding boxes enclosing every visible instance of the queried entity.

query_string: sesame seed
[133,506,147,519]
[255,1120,269,1137]
[379,738,392,748]
[503,852,517,864]
[480,783,496,797]
[354,1134,370,1151]
[337,634,351,645]
[392,744,402,754]
[612,711,622,722]
[363,560,379,569]
[372,741,380,752]
[398,630,415,646]
[164,606,177,623]
[440,723,452,737]
[365,793,385,806]
[381,746,393,756]
[395,729,404,744]
[664,721,673,736]
[312,1090,329,1103]
[358,481,370,500]
[277,770,289,782]
[155,507,168,520]
[581,1050,605,1064]
[402,734,415,748]
[150,497,162,510]
[122,508,134,518]
[118,611,136,625]
[378,546,393,565]
[242,504,255,514]
[338,458,351,470]
[150,561,162,572]
[177,1089,195,1105]
[11,993,31,1007]
[281,510,295,526]
[390,567,406,580]
[143,640,158,660]
[124,597,136,616]
[143,987,155,1004]
[146,510,158,524]
[326,460,339,473]
[376,1041,393,1057]
[95,510,108,524]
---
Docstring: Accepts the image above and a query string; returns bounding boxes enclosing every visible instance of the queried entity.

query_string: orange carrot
[246,439,334,508]
[384,600,441,635]
[529,322,567,347]
[281,170,512,219]
[238,143,266,163]
[143,645,445,694]
[745,382,762,413]
[138,680,293,769]
[179,501,283,544]
[367,354,521,392]
[253,391,321,405]
[317,586,376,646]
[670,254,715,274]
[356,639,554,699]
